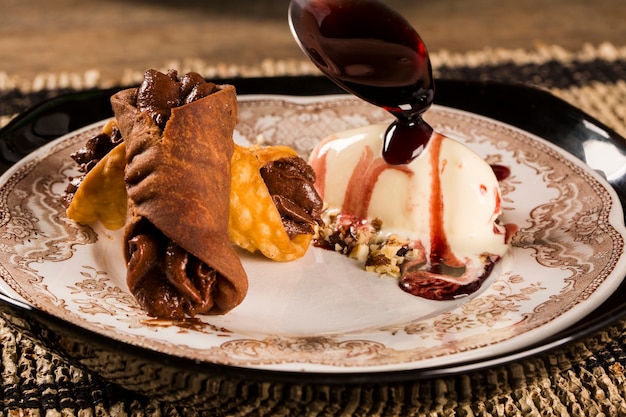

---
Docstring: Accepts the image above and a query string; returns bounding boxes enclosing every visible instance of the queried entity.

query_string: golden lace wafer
[230,144,312,261]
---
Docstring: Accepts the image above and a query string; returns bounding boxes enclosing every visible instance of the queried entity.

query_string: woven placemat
[1,43,626,416]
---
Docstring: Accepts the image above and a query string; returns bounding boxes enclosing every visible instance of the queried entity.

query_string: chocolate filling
[260,156,324,238]
[137,69,219,130]
[62,127,123,207]
[126,220,217,319]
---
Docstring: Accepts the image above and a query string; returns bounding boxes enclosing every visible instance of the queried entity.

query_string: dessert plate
[1,93,624,373]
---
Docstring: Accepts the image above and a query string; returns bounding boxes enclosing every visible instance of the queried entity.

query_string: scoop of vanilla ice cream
[308,123,509,264]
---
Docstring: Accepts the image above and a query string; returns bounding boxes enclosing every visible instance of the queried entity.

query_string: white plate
[0,95,624,373]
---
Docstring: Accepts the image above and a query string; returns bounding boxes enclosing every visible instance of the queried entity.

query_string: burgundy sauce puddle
[491,164,511,181]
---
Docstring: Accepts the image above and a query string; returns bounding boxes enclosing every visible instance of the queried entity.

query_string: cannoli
[64,69,324,317]
[229,144,323,261]
[110,69,247,319]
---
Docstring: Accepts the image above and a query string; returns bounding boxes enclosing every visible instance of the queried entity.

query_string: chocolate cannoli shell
[110,85,247,315]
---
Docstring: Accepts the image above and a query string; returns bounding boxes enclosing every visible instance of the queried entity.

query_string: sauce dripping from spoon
[288,0,435,164]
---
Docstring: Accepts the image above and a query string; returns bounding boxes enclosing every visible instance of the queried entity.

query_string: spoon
[288,0,435,165]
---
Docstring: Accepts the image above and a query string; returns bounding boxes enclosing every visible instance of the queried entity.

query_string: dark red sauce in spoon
[289,0,435,164]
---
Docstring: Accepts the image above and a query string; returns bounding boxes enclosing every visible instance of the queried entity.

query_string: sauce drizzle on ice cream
[309,124,514,300]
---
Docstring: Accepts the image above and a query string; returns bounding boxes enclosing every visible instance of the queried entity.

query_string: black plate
[1,76,625,409]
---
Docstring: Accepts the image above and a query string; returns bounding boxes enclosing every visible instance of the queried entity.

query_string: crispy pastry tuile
[110,82,247,319]
[230,145,321,261]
